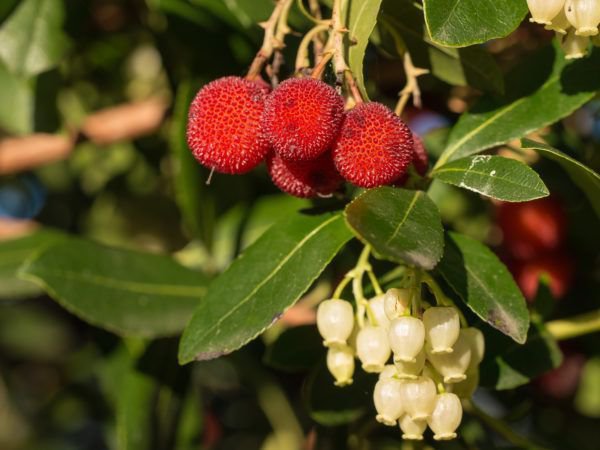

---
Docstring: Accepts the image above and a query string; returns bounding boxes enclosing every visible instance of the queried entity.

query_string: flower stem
[546,309,600,340]
[296,23,331,74]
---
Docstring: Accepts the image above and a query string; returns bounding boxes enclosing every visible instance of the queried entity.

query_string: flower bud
[398,414,427,440]
[428,393,463,440]
[389,316,425,363]
[561,29,590,58]
[545,7,571,33]
[394,349,425,379]
[373,377,405,426]
[326,345,354,386]
[400,376,437,420]
[527,0,565,25]
[450,368,479,399]
[565,0,600,36]
[368,295,390,329]
[383,288,410,320]
[317,299,354,348]
[356,326,391,373]
[426,330,472,383]
[379,364,399,380]
[461,327,485,368]
[423,306,460,354]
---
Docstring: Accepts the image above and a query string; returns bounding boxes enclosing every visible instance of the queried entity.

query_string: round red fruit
[411,133,429,176]
[497,197,567,260]
[262,78,344,160]
[187,76,270,174]
[333,102,414,188]
[511,253,575,301]
[267,152,344,198]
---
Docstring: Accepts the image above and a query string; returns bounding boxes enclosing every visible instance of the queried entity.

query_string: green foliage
[432,155,549,202]
[264,325,323,372]
[345,187,444,270]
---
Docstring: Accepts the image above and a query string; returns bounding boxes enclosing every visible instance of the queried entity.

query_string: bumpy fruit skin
[497,198,567,259]
[262,78,344,160]
[333,102,414,188]
[187,76,270,174]
[267,152,344,198]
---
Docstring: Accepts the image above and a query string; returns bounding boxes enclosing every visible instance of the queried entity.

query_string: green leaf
[264,325,323,372]
[0,229,65,300]
[344,187,444,270]
[575,357,600,418]
[431,155,549,202]
[423,0,528,47]
[436,45,600,167]
[521,138,600,217]
[480,319,562,390]
[347,0,383,99]
[436,232,529,343]
[178,212,352,364]
[305,362,375,426]
[0,0,69,77]
[380,0,504,94]
[19,239,207,337]
[0,61,34,134]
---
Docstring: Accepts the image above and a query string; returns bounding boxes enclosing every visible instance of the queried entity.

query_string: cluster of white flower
[316,288,485,441]
[527,0,600,59]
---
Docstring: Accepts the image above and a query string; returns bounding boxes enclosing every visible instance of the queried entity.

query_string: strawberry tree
[0,0,599,449]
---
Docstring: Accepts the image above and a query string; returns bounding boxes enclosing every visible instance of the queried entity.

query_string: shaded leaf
[19,239,207,337]
[345,187,444,270]
[423,0,528,47]
[264,325,323,372]
[178,212,352,364]
[432,155,549,202]
[521,138,600,217]
[436,232,529,343]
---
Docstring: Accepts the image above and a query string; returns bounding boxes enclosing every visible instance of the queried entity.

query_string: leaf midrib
[386,191,421,244]
[432,166,547,194]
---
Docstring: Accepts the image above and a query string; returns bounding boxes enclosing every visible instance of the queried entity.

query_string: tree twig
[394,52,429,116]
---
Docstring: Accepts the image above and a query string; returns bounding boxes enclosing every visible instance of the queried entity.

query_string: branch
[394,52,429,116]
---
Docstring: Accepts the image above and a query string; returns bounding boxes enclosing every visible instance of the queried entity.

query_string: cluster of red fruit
[186,76,428,198]
[496,197,574,301]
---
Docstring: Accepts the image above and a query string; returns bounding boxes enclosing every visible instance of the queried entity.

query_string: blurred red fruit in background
[497,198,567,260]
[536,350,585,399]
[511,253,575,301]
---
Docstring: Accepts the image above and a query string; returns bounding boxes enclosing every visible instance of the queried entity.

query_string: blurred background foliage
[0,1,599,449]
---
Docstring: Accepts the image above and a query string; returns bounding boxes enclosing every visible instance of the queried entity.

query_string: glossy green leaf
[264,325,323,372]
[380,0,504,93]
[521,138,600,217]
[0,0,69,77]
[423,0,528,47]
[436,46,600,167]
[436,232,529,343]
[480,320,562,390]
[178,212,352,364]
[305,362,375,426]
[432,155,549,202]
[345,187,444,270]
[0,229,65,300]
[19,239,207,337]
[0,61,34,134]
[347,0,383,99]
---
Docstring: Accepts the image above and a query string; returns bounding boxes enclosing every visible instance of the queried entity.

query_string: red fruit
[536,350,585,399]
[333,102,414,188]
[187,76,270,174]
[411,133,429,176]
[262,78,344,160]
[267,151,344,198]
[497,198,567,260]
[511,253,575,301]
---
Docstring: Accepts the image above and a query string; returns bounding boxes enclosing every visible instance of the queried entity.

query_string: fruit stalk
[546,309,600,340]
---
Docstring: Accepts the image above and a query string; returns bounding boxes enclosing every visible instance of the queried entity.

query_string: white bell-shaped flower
[450,368,479,399]
[379,364,399,380]
[373,377,404,426]
[398,414,427,440]
[423,306,460,354]
[394,349,425,379]
[317,299,354,348]
[400,376,437,420]
[561,29,590,58]
[426,331,472,383]
[326,345,354,386]
[383,288,410,320]
[545,7,571,33]
[527,0,565,25]
[368,295,390,329]
[389,316,425,363]
[461,327,485,368]
[356,326,391,373]
[428,393,463,440]
[565,0,600,36]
